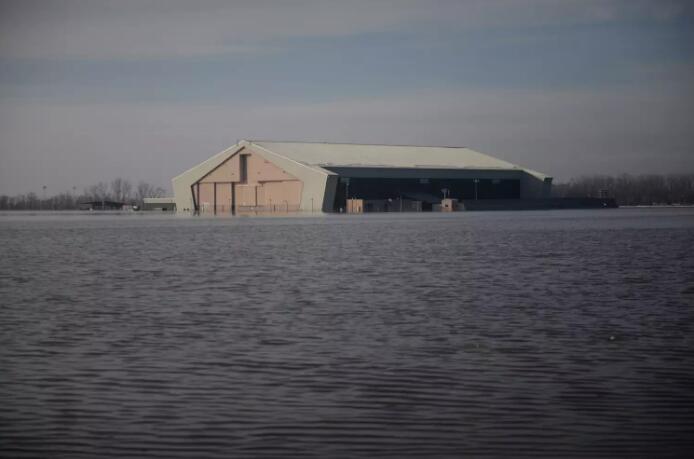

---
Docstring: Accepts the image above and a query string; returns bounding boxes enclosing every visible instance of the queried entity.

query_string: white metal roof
[250,140,548,179]
[143,197,176,204]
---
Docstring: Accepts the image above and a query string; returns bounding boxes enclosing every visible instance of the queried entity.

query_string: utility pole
[343,178,350,212]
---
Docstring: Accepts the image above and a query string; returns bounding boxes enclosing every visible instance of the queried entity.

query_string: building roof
[250,140,549,180]
[173,139,551,186]
[143,197,176,204]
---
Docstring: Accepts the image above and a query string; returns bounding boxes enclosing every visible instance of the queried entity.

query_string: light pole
[342,177,350,213]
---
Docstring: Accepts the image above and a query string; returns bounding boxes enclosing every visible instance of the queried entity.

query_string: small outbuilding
[79,200,127,211]
[142,197,176,211]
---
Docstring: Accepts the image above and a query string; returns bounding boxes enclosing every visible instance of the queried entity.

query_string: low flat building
[172,140,552,214]
[79,200,126,211]
[142,197,176,211]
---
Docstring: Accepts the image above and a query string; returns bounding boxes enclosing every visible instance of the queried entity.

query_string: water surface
[1,209,693,457]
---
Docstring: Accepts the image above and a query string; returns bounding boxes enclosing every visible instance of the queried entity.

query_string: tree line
[0,179,167,210]
[552,173,694,206]
[2,174,693,210]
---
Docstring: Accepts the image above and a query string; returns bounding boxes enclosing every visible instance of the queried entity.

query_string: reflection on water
[1,209,693,458]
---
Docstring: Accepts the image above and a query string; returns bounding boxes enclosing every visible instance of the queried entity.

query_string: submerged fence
[198,203,303,214]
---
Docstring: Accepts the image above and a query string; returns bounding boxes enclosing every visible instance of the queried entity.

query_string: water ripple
[1,209,693,457]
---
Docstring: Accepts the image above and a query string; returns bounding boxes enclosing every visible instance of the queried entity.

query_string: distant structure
[172,140,554,214]
[142,197,176,211]
[78,200,126,211]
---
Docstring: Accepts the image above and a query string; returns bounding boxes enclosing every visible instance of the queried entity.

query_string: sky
[1,0,693,195]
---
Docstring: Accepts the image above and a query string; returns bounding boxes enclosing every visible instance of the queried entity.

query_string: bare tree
[111,178,133,202]
[0,178,167,209]
[135,181,167,205]
[554,173,694,205]
[27,192,39,210]
[122,180,132,202]
[111,178,124,202]
[85,182,110,201]
[135,181,153,205]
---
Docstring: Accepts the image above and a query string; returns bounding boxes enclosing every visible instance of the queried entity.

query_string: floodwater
[1,208,693,458]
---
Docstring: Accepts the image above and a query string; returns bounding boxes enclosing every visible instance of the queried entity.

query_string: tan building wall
[203,154,239,182]
[172,141,337,213]
[215,183,233,213]
[347,198,364,213]
[441,198,459,212]
[257,181,304,209]
[197,182,214,212]
[235,184,257,207]
[192,148,303,214]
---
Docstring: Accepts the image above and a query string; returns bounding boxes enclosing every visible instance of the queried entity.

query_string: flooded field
[1,208,693,457]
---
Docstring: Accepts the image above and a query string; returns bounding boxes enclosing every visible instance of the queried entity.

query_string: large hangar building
[172,140,552,214]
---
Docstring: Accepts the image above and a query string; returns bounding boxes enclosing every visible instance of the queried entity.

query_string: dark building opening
[332,176,520,211]
[239,154,249,183]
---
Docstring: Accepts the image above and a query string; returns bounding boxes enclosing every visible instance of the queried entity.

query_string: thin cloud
[2,83,692,195]
[0,0,691,195]
[0,0,690,60]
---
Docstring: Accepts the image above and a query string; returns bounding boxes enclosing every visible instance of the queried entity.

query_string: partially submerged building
[79,200,127,211]
[142,197,176,211]
[172,140,553,214]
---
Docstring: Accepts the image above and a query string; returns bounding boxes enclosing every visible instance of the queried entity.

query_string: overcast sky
[1,0,693,195]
